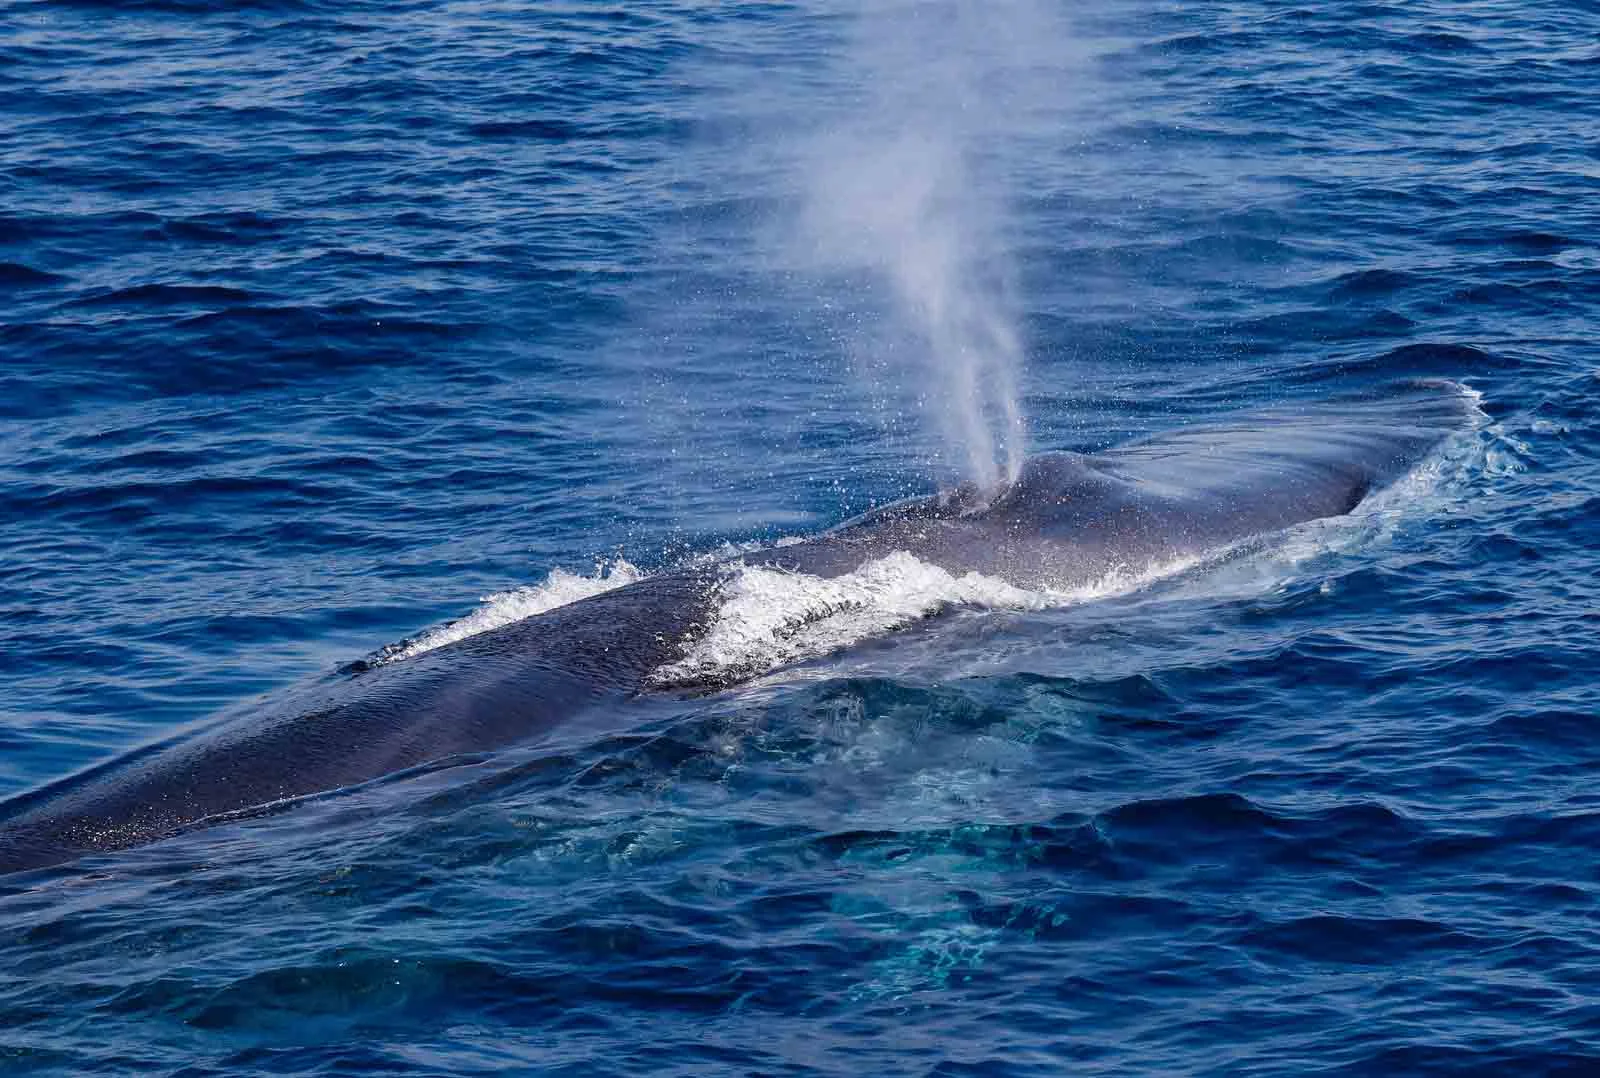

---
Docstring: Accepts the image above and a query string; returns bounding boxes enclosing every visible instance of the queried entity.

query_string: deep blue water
[3,1,1599,1074]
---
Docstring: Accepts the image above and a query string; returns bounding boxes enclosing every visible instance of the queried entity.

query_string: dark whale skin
[0,380,1474,876]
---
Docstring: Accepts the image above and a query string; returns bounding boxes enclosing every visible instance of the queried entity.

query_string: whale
[0,379,1475,876]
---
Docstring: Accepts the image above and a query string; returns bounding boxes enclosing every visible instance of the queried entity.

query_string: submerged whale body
[0,380,1474,876]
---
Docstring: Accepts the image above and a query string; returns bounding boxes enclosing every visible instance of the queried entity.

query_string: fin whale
[0,380,1474,876]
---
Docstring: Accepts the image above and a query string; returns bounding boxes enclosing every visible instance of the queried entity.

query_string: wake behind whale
[0,380,1478,877]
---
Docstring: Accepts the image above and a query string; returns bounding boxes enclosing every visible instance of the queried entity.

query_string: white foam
[383,560,644,662]
[651,549,1203,687]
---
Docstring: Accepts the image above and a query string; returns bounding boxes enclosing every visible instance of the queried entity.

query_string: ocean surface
[2,1,1598,1074]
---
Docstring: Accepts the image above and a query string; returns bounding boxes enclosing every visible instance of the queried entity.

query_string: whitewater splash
[378,561,644,663]
[651,550,1202,688]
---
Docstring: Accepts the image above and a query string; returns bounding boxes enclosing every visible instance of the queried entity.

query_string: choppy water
[3,1,1598,1074]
